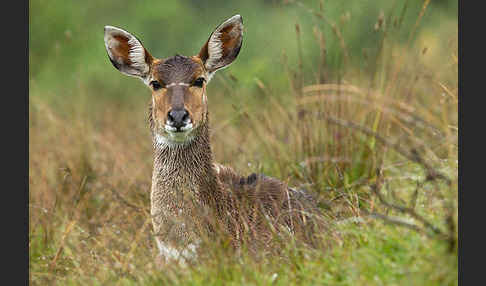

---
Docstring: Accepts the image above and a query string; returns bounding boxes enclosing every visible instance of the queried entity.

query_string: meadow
[29,0,458,285]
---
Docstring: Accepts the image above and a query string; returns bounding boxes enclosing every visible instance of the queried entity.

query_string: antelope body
[104,15,321,263]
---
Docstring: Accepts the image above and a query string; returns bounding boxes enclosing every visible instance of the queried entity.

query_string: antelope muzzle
[166,108,192,132]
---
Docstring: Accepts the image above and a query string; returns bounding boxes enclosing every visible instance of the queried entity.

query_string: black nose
[167,109,190,129]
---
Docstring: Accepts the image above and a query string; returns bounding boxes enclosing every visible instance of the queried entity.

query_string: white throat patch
[154,132,195,148]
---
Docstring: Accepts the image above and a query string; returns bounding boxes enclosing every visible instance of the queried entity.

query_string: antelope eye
[150,81,163,91]
[192,77,205,87]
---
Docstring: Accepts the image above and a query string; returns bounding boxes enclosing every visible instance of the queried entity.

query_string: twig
[295,23,304,96]
[371,169,446,238]
[48,220,76,271]
[287,0,349,66]
[365,211,424,234]
[300,84,446,139]
[109,188,148,213]
[337,211,435,239]
[320,115,451,185]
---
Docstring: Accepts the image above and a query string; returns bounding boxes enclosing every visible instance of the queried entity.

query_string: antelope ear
[104,26,153,80]
[198,15,243,74]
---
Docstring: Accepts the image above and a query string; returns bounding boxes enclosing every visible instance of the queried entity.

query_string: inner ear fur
[104,26,154,79]
[198,14,244,73]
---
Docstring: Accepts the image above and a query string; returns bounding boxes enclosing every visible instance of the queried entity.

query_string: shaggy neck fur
[147,104,323,257]
[152,121,217,200]
[149,109,230,250]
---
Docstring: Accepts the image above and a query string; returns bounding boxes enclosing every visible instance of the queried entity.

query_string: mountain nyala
[104,14,325,264]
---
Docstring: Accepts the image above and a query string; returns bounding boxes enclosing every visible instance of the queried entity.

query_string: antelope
[104,15,323,264]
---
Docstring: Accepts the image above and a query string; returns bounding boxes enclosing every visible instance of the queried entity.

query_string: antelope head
[103,15,244,145]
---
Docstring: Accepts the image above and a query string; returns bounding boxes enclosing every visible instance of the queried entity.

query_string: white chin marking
[180,123,193,131]
[164,125,177,132]
[167,132,193,143]
[155,128,194,146]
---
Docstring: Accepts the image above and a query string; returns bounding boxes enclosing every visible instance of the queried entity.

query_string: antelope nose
[167,109,190,129]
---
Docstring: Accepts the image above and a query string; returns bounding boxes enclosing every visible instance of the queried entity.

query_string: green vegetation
[29,0,458,285]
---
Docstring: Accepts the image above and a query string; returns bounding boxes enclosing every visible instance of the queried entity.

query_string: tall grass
[29,0,457,285]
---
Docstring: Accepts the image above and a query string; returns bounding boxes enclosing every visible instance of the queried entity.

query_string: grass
[29,1,457,285]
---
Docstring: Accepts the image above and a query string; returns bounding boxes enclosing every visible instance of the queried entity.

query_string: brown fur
[149,55,207,131]
[148,111,321,255]
[105,16,325,262]
[111,35,132,65]
[198,16,243,72]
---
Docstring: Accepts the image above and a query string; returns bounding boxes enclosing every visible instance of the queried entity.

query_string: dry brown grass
[29,4,457,284]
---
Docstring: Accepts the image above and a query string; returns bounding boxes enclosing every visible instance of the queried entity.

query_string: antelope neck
[152,122,217,197]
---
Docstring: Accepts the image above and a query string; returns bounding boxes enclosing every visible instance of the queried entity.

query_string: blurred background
[29,0,458,284]
[30,0,457,106]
